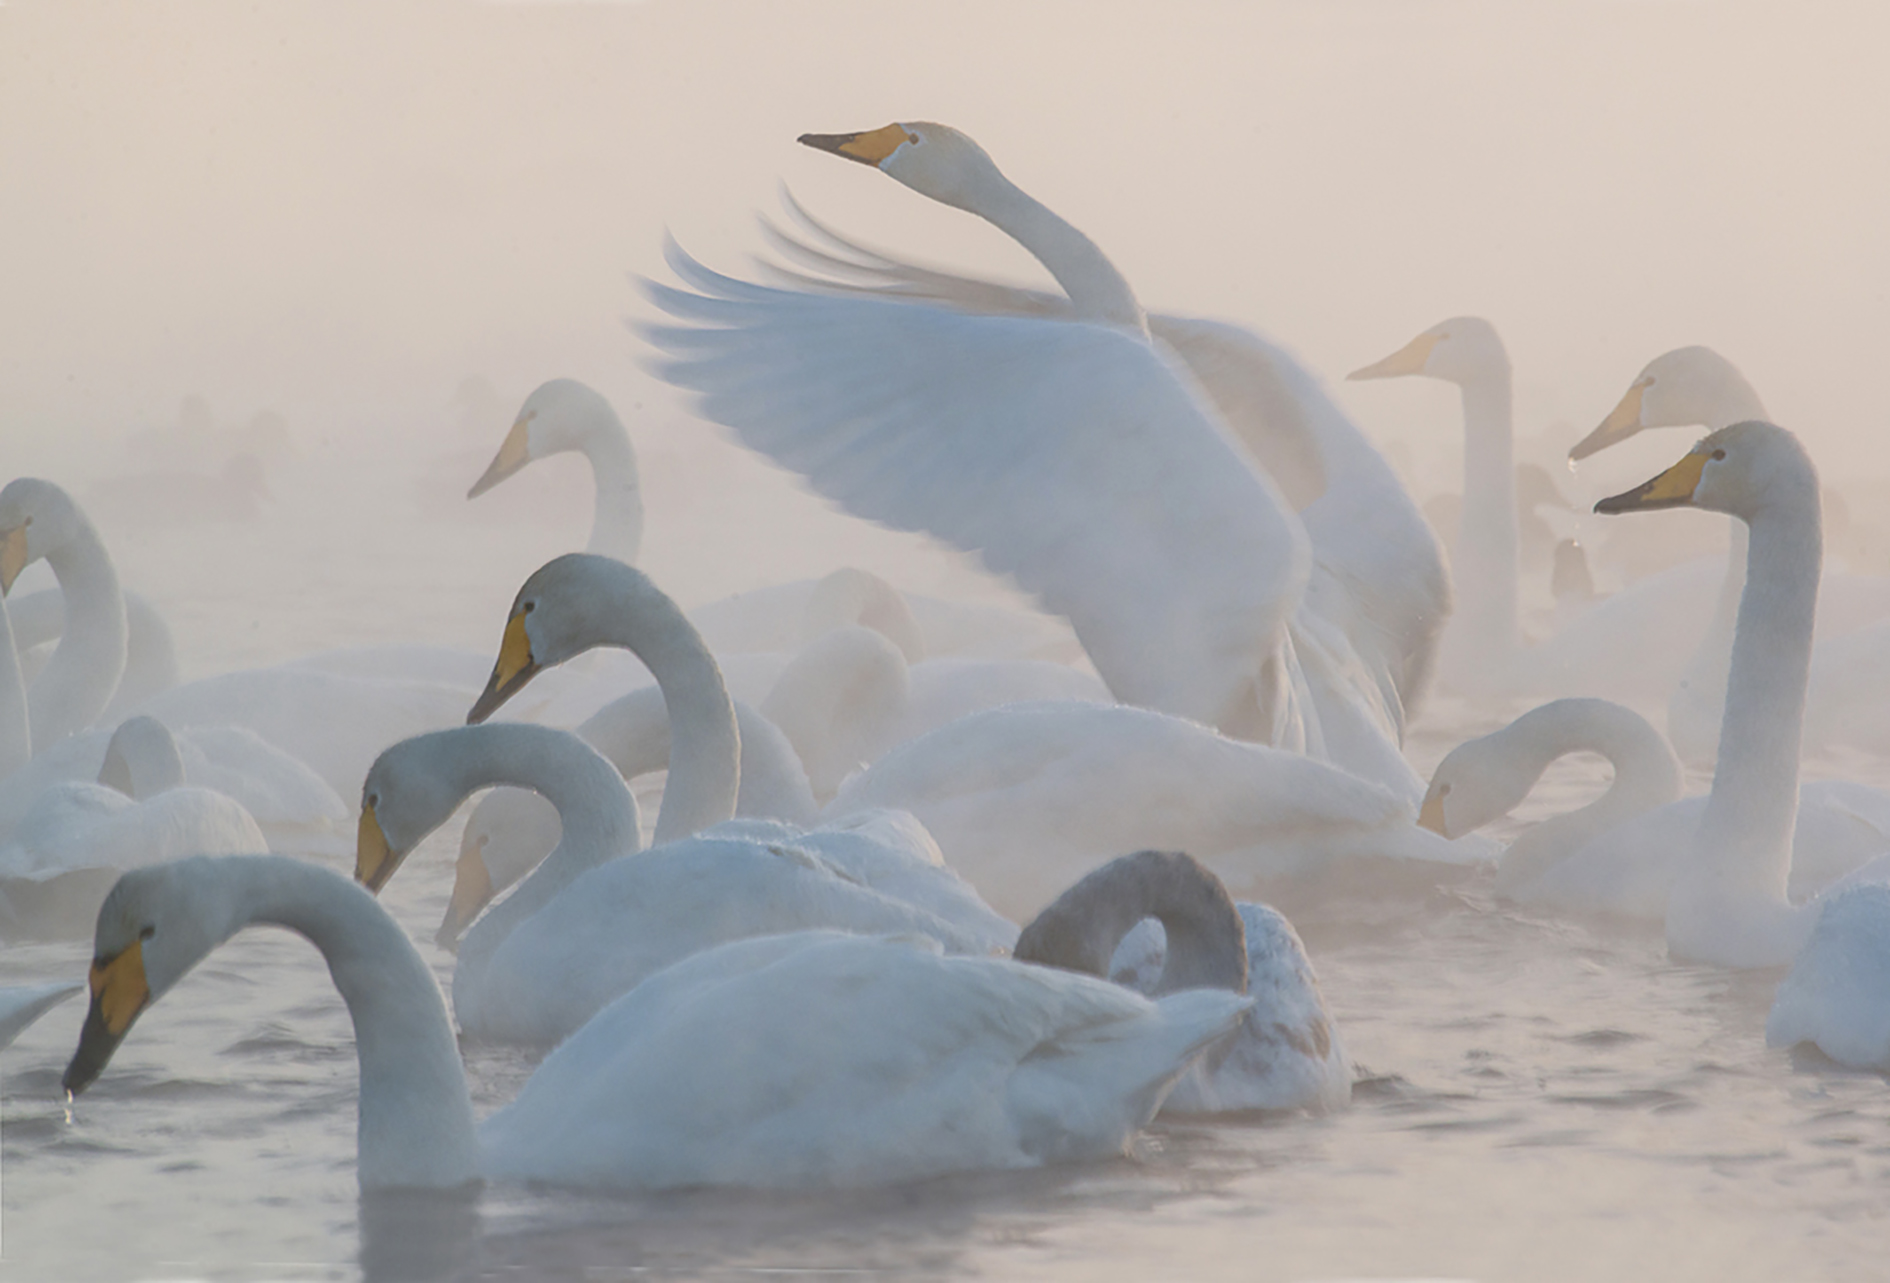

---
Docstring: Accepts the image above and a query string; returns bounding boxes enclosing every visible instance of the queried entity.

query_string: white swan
[6,586,180,721]
[0,478,474,795]
[1016,850,1351,1115]
[1591,423,1890,1068]
[466,378,644,565]
[828,699,1493,921]
[0,590,29,779]
[1571,347,1890,760]
[0,981,81,1050]
[65,854,1248,1190]
[1418,697,1890,918]
[0,716,267,939]
[641,123,1445,802]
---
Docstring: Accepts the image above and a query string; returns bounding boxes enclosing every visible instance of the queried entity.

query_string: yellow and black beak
[468,608,540,724]
[1570,376,1652,461]
[355,802,404,893]
[467,415,534,499]
[63,940,152,1096]
[1595,447,1712,515]
[0,524,30,594]
[798,123,912,168]
[1348,331,1441,382]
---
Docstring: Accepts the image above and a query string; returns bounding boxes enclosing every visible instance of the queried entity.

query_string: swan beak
[63,940,151,1096]
[1417,788,1450,836]
[467,414,534,499]
[1594,447,1710,515]
[799,124,911,168]
[1570,376,1653,461]
[468,608,540,724]
[355,803,401,893]
[1347,332,1440,381]
[436,838,496,949]
[0,524,29,594]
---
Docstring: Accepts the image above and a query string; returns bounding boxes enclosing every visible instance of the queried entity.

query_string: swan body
[0,590,29,778]
[1766,882,1890,1069]
[6,586,180,721]
[467,379,644,564]
[1420,698,1889,919]
[67,855,1247,1190]
[1018,850,1350,1114]
[642,124,1443,801]
[830,699,1493,921]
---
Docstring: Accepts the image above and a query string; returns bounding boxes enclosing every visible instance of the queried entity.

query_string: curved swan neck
[1491,699,1682,890]
[31,517,127,750]
[578,410,645,565]
[578,692,818,827]
[1457,362,1520,657]
[970,172,1145,332]
[553,560,740,843]
[218,856,479,1188]
[1014,851,1247,994]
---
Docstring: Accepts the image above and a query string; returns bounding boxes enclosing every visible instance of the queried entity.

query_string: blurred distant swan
[642,123,1448,803]
[1586,423,1890,1069]
[1017,850,1351,1114]
[466,379,644,564]
[1572,348,1890,761]
[65,855,1247,1190]
[0,478,473,794]
[0,715,266,939]
[1419,697,1890,919]
[85,453,269,526]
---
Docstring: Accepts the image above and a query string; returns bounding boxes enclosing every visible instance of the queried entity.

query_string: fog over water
[3,1,1890,1280]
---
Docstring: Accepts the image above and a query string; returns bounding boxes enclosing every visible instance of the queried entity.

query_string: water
[2,447,1888,1282]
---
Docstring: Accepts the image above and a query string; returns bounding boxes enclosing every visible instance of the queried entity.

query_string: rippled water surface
[3,460,1888,1283]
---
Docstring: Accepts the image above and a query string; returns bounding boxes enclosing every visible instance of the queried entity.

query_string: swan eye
[906,133,920,145]
[139,925,154,941]
[1711,449,1726,461]
[365,792,379,811]
[1438,783,1452,796]
[521,601,536,615]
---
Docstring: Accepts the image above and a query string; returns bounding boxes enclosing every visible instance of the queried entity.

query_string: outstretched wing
[641,241,1309,737]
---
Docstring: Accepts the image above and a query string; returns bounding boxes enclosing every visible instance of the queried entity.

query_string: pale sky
[4,0,1887,504]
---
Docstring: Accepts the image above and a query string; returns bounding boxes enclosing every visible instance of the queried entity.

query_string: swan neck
[1456,369,1520,656]
[974,173,1145,331]
[0,596,28,777]
[229,857,479,1188]
[579,412,644,565]
[31,521,127,750]
[1692,494,1820,909]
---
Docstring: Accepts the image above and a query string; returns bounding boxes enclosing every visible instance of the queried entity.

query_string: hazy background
[3,0,1887,666]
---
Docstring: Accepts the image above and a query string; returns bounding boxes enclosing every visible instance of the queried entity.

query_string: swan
[0,478,474,794]
[0,590,29,779]
[641,123,1446,803]
[1571,347,1890,760]
[1589,422,1863,962]
[828,699,1494,921]
[1016,850,1351,1114]
[466,378,644,565]
[1418,697,1890,918]
[64,854,1249,1189]
[364,559,1016,1043]
[0,716,267,939]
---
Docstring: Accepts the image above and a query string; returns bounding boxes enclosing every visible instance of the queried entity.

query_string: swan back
[97,716,186,798]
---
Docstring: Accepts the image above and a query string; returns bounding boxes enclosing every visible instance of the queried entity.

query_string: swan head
[64,856,246,1096]
[1594,420,1816,525]
[1418,733,1544,838]
[0,478,88,594]
[799,122,1004,216]
[355,728,497,894]
[467,379,616,499]
[434,787,561,948]
[1347,317,1508,387]
[1570,346,1763,461]
[97,715,186,799]
[469,553,661,723]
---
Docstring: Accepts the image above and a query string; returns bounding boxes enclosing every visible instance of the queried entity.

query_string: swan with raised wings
[640,122,1446,803]
[65,855,1248,1190]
